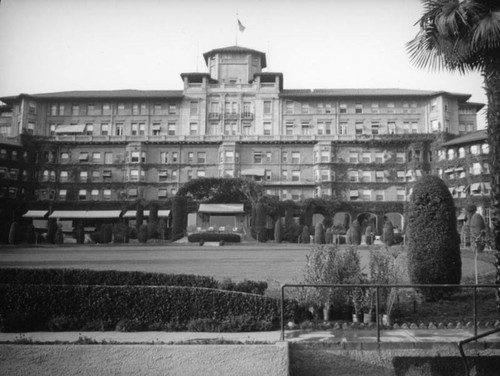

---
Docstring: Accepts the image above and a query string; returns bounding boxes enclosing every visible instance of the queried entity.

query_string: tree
[274,218,283,243]
[407,0,500,304]
[407,175,461,300]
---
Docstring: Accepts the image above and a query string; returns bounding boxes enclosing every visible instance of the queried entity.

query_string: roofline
[202,46,267,68]
[279,89,473,100]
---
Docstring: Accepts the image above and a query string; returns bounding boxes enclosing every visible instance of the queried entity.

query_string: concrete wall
[0,343,289,376]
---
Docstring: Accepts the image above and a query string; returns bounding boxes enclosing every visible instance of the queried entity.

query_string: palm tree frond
[472,11,500,49]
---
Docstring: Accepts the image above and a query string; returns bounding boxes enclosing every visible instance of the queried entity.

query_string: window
[131,123,139,136]
[168,122,176,135]
[396,153,405,163]
[115,123,123,136]
[362,190,372,201]
[348,171,359,182]
[58,105,65,116]
[285,121,294,135]
[79,189,87,200]
[281,170,288,181]
[349,151,358,163]
[91,189,99,199]
[197,152,206,163]
[301,103,309,114]
[362,152,371,163]
[101,123,109,136]
[242,122,252,135]
[285,101,294,114]
[60,152,69,162]
[375,153,384,163]
[375,190,384,201]
[187,152,194,163]
[263,101,272,115]
[224,169,234,177]
[132,104,140,115]
[411,121,419,133]
[72,104,79,116]
[266,152,272,162]
[339,103,347,114]
[482,143,489,154]
[9,169,18,180]
[172,152,178,162]
[458,147,465,158]
[301,121,310,135]
[92,152,101,162]
[196,170,205,178]
[339,122,348,135]
[371,102,379,113]
[189,122,198,135]
[131,151,140,163]
[224,151,234,163]
[472,162,482,175]
[50,104,58,116]
[158,170,168,181]
[154,103,162,114]
[320,151,329,162]
[355,103,363,114]
[92,171,100,181]
[86,124,93,135]
[292,170,300,181]
[317,121,332,135]
[168,103,177,114]
[253,152,263,164]
[158,189,167,198]
[397,190,406,201]
[80,171,88,182]
[291,151,300,164]
[355,122,363,135]
[362,171,371,183]
[59,189,67,200]
[187,170,193,180]
[130,169,139,181]
[403,121,410,134]
[152,122,160,135]
[430,99,437,112]
[282,151,288,163]
[371,122,379,135]
[263,122,272,136]
[160,152,168,164]
[447,149,455,160]
[79,152,89,162]
[375,171,385,182]
[387,102,395,113]
[471,145,480,155]
[190,101,198,115]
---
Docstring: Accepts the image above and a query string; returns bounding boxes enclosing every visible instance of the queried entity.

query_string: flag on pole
[238,18,246,32]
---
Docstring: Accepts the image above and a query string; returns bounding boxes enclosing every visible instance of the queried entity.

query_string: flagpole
[235,13,238,46]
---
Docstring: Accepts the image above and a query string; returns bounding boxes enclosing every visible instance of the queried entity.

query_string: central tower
[203,46,267,84]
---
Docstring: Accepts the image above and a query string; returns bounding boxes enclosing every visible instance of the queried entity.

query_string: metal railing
[458,327,500,376]
[280,283,499,342]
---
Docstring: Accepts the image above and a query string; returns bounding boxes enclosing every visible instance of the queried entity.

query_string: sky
[0,0,487,128]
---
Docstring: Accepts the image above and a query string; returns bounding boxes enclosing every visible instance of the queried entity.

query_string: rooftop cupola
[202,46,267,84]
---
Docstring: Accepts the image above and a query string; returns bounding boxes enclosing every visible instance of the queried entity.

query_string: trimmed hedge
[0,268,219,289]
[187,232,241,243]
[0,284,301,332]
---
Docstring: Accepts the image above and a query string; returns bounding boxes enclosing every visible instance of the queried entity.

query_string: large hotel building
[0,45,490,233]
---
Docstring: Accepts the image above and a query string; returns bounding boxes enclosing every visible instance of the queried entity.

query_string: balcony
[208,112,221,120]
[224,112,239,120]
[241,112,254,120]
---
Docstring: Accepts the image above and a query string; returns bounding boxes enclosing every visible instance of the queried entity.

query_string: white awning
[123,210,171,218]
[406,170,413,177]
[22,210,48,218]
[415,170,422,177]
[483,182,491,191]
[397,171,405,177]
[241,168,265,176]
[55,124,86,134]
[457,213,466,220]
[471,183,481,192]
[454,167,465,172]
[349,190,359,197]
[449,187,456,194]
[198,203,245,214]
[49,210,121,219]
[375,171,384,177]
[152,124,161,130]
[444,168,454,174]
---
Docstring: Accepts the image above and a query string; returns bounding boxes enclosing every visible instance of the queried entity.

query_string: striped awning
[55,124,86,134]
[123,210,171,218]
[49,210,121,219]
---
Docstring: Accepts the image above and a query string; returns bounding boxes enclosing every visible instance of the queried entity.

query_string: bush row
[187,233,241,243]
[0,268,218,289]
[0,269,268,295]
[0,284,302,332]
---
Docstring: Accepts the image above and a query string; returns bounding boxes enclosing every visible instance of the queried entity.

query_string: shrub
[47,220,58,244]
[470,213,486,252]
[147,221,159,239]
[171,196,187,239]
[138,224,149,243]
[314,223,325,244]
[365,225,373,245]
[158,218,167,240]
[301,225,310,244]
[218,278,268,295]
[187,232,241,243]
[348,220,361,245]
[325,227,333,244]
[254,203,267,242]
[136,202,144,234]
[75,223,85,244]
[54,226,64,244]
[283,223,302,243]
[99,224,113,244]
[382,220,394,246]
[113,223,129,244]
[0,284,302,332]
[274,218,283,243]
[8,222,19,244]
[26,224,36,244]
[407,175,461,300]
